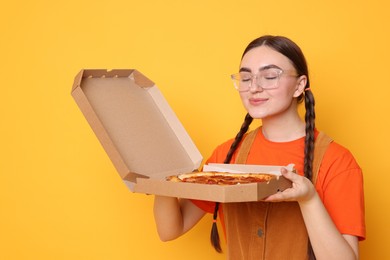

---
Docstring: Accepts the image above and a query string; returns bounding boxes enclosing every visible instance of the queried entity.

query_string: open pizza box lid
[71,69,292,202]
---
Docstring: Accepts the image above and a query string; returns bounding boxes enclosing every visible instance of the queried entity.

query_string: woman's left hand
[264,168,316,203]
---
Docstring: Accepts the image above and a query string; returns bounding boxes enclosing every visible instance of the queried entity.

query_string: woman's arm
[299,192,359,260]
[265,169,359,260]
[153,196,206,241]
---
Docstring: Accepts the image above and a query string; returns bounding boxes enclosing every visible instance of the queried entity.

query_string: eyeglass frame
[230,65,299,92]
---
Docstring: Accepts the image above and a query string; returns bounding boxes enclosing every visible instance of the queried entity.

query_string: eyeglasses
[231,68,298,92]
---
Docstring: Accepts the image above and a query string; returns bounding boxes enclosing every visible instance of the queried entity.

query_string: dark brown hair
[210,35,316,258]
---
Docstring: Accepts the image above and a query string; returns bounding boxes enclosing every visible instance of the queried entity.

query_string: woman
[153,35,365,259]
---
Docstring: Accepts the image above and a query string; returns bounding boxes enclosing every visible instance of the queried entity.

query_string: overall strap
[235,127,259,164]
[312,132,333,184]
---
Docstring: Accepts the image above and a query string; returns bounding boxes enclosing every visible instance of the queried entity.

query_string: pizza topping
[166,172,274,185]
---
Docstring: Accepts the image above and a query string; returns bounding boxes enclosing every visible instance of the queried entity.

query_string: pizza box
[71,69,292,202]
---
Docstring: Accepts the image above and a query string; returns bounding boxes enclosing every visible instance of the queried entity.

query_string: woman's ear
[293,75,307,98]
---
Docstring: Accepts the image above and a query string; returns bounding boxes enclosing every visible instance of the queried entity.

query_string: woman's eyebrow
[239,67,252,73]
[239,64,282,73]
[259,64,282,71]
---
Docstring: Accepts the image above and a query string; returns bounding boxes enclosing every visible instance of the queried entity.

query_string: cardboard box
[71,69,292,202]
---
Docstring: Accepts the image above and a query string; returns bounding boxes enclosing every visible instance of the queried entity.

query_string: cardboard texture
[72,69,292,202]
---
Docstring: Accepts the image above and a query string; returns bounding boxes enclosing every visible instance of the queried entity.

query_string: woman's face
[238,46,307,120]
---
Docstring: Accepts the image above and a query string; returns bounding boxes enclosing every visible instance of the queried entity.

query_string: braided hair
[210,36,316,257]
[210,113,253,252]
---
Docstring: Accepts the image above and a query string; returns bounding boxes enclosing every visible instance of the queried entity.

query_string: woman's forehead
[240,46,294,71]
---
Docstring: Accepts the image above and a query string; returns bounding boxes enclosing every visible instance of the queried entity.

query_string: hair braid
[304,89,316,260]
[210,113,253,253]
[210,202,222,253]
[303,89,316,181]
[224,113,254,164]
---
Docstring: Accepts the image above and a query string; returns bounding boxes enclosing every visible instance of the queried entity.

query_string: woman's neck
[261,113,306,142]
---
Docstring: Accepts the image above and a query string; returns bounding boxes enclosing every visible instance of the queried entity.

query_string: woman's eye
[263,72,278,80]
[262,69,280,80]
[240,75,252,82]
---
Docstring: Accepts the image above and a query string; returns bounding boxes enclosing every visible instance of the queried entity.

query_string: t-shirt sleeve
[191,200,216,214]
[316,142,366,240]
[205,139,235,165]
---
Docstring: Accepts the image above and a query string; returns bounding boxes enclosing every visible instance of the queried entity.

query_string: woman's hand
[264,168,316,203]
[265,168,359,259]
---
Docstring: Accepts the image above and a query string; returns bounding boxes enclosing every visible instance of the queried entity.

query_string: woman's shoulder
[205,138,235,164]
[319,134,362,178]
[325,138,358,164]
[316,131,356,160]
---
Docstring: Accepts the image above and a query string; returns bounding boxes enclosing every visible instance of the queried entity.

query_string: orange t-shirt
[192,129,366,240]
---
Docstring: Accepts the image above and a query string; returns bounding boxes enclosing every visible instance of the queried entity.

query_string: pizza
[166,172,275,185]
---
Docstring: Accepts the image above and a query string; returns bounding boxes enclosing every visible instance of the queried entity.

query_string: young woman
[153,35,365,260]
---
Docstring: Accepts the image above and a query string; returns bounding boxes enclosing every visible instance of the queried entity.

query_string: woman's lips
[249,97,268,106]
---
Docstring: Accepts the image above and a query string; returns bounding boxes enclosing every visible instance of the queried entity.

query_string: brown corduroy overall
[223,128,332,260]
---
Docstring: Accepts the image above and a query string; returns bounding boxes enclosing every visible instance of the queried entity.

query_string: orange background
[1,0,389,259]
